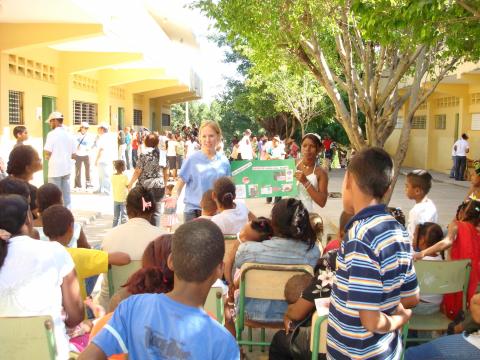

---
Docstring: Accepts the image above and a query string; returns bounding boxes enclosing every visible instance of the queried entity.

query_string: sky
[179,1,241,103]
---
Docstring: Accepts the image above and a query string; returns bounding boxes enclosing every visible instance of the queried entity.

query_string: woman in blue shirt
[172,121,231,222]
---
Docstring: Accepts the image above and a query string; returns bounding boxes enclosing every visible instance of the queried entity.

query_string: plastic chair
[310,311,328,360]
[0,315,57,360]
[406,259,471,343]
[224,234,237,264]
[107,260,142,297]
[205,282,225,324]
[236,262,314,351]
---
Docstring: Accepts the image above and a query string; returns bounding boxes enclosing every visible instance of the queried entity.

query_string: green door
[42,96,56,183]
[118,107,125,130]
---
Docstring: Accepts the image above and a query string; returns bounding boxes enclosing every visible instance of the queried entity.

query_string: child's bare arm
[286,298,315,321]
[108,252,131,266]
[224,242,240,285]
[400,294,420,309]
[78,344,108,360]
[359,304,411,333]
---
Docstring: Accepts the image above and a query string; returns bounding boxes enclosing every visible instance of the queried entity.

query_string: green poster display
[231,159,298,199]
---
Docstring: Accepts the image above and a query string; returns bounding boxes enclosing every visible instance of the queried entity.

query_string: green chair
[205,282,225,324]
[310,311,329,360]
[406,259,471,344]
[107,260,142,297]
[235,262,314,351]
[0,315,57,360]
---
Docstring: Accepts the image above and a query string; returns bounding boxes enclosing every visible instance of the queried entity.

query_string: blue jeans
[48,174,71,208]
[455,156,467,180]
[97,162,111,195]
[450,156,457,178]
[184,209,201,222]
[405,333,480,359]
[113,201,127,227]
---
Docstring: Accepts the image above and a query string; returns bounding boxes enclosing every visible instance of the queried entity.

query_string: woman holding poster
[171,120,231,222]
[295,133,329,212]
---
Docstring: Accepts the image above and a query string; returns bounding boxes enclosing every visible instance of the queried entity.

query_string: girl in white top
[0,194,84,360]
[211,176,254,234]
[295,133,329,212]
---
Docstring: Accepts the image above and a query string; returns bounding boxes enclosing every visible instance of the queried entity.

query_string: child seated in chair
[80,219,240,360]
[412,222,444,315]
[199,189,217,219]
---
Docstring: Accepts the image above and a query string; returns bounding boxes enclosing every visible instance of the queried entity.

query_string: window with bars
[162,113,171,127]
[133,109,143,126]
[73,101,97,125]
[434,114,446,129]
[8,90,24,125]
[412,115,427,129]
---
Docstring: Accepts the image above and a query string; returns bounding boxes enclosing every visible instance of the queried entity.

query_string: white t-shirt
[454,138,469,156]
[96,132,117,164]
[451,144,457,157]
[239,135,253,160]
[167,139,178,156]
[269,145,285,160]
[407,196,438,239]
[44,126,76,177]
[211,201,249,234]
[75,132,94,157]
[0,236,74,360]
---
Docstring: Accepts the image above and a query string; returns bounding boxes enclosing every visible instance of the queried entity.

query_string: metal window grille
[8,90,24,125]
[411,115,427,129]
[133,109,142,126]
[162,113,171,127]
[73,101,98,125]
[434,114,446,130]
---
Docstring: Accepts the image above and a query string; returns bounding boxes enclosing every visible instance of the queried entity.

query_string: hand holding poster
[231,159,298,199]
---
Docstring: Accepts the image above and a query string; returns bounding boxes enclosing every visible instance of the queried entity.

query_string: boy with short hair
[327,147,419,360]
[405,169,438,240]
[199,189,218,219]
[42,205,130,301]
[13,125,28,147]
[80,219,240,360]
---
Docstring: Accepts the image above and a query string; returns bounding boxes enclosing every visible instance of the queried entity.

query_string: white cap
[80,121,90,128]
[46,111,64,123]
[98,122,109,130]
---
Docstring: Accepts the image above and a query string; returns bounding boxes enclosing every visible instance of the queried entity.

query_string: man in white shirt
[238,129,254,160]
[95,123,116,195]
[44,111,76,208]
[74,122,94,189]
[453,133,470,181]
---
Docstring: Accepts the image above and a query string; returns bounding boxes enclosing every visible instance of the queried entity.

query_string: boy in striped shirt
[327,147,419,360]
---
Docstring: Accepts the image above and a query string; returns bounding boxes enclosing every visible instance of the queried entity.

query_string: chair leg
[248,327,253,352]
[261,328,266,352]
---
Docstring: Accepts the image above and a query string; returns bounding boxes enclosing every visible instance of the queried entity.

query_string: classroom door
[118,107,125,130]
[42,96,56,183]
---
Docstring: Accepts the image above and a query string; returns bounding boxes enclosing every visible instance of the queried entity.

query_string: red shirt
[323,139,333,151]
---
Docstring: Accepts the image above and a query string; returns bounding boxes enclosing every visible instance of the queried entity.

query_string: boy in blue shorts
[327,147,419,360]
[80,219,240,360]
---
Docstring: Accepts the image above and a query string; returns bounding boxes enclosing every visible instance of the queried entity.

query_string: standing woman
[172,120,231,222]
[295,133,329,212]
[128,133,165,226]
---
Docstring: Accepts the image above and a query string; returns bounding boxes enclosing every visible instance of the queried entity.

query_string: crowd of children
[2,137,480,360]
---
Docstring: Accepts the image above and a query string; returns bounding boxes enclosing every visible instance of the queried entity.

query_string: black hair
[13,125,27,138]
[172,219,224,282]
[407,169,433,194]
[200,189,217,213]
[0,177,30,201]
[126,186,156,218]
[456,200,469,220]
[0,195,29,269]
[347,147,393,199]
[7,145,39,177]
[387,207,406,226]
[250,216,273,241]
[114,160,126,173]
[37,183,62,212]
[42,205,74,240]
[301,133,322,149]
[213,176,236,209]
[271,198,316,249]
[417,222,444,248]
[462,199,480,226]
[462,133,469,140]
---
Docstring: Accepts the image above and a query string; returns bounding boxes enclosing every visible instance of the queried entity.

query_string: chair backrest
[0,316,57,360]
[414,259,470,295]
[108,261,142,297]
[239,262,314,300]
[204,284,224,323]
[310,312,328,356]
[224,234,237,264]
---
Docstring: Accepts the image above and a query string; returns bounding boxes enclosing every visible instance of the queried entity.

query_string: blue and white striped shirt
[327,205,418,360]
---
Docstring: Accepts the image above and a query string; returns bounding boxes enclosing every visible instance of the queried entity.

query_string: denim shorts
[242,298,288,323]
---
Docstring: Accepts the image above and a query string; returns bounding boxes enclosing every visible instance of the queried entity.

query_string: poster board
[231,159,298,199]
